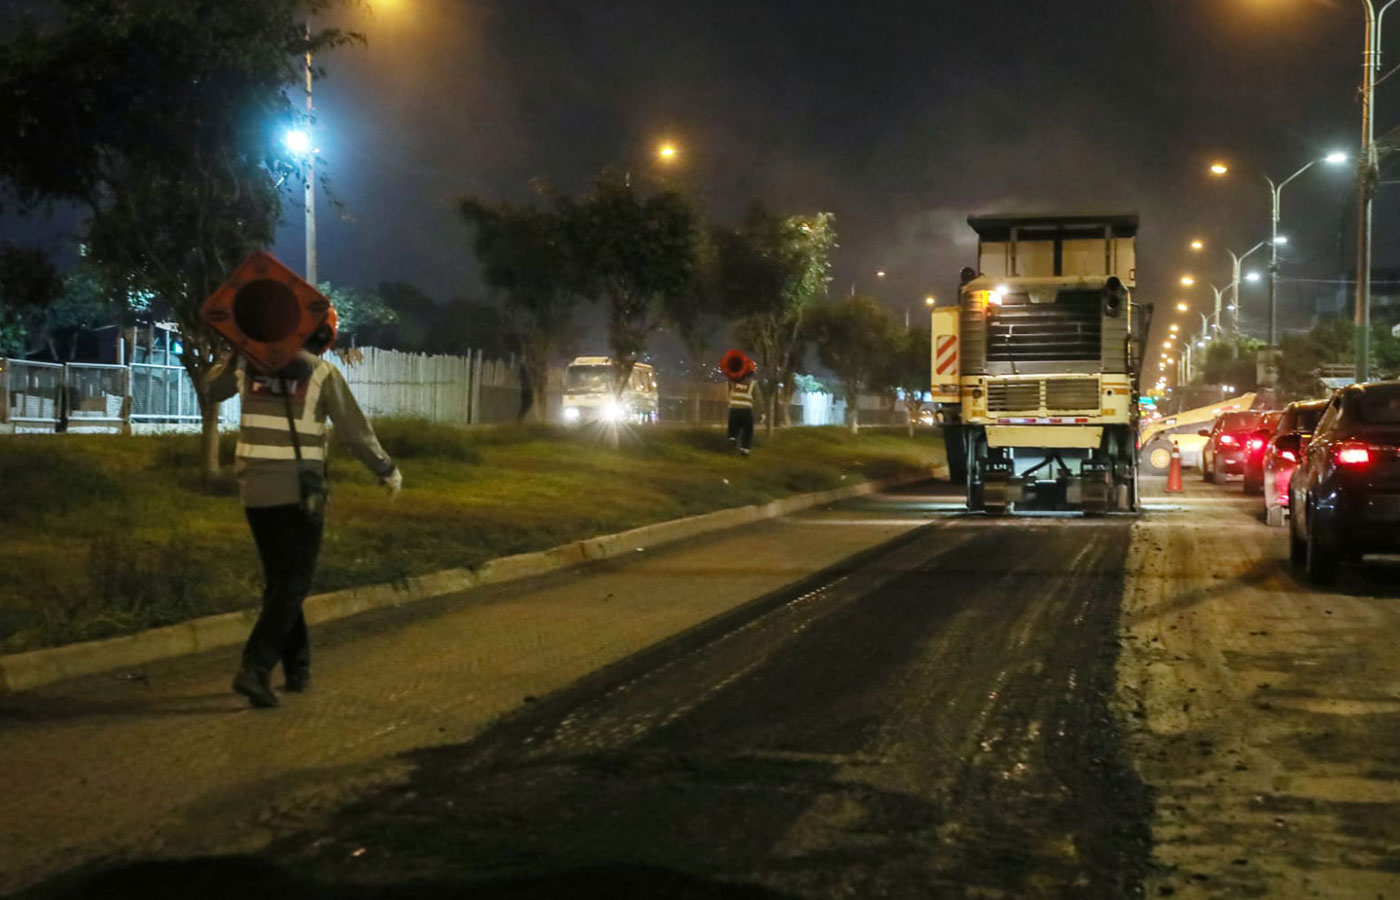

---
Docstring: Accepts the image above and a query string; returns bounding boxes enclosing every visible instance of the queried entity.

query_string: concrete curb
[0,468,945,695]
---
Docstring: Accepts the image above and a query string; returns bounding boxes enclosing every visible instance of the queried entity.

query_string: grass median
[0,421,943,654]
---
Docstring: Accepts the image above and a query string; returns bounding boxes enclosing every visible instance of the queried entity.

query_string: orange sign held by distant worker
[201,251,331,374]
[719,349,756,382]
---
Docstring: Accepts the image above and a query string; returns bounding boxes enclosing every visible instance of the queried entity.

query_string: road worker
[207,309,401,708]
[727,369,758,456]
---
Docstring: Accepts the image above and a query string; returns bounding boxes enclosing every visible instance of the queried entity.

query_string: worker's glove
[381,467,403,499]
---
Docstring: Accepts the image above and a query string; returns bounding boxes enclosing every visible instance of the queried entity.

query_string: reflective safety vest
[729,379,756,409]
[234,357,332,463]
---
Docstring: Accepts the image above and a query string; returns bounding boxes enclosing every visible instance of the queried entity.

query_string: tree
[0,0,361,476]
[888,325,931,436]
[559,171,705,396]
[0,244,65,357]
[361,281,438,351]
[807,295,897,434]
[318,282,397,351]
[459,199,580,421]
[1200,337,1262,392]
[716,204,836,436]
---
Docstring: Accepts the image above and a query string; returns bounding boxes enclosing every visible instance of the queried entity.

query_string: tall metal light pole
[1209,157,1345,348]
[1225,240,1268,336]
[1263,153,1348,346]
[302,22,317,286]
[1354,0,1397,381]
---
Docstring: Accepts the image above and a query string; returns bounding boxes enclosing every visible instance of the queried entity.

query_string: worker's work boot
[283,666,312,693]
[232,666,279,708]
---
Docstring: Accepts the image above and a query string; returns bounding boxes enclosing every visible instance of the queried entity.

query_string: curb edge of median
[0,466,947,695]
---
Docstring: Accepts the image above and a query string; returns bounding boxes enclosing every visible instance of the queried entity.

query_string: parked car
[1200,410,1267,483]
[1261,399,1329,526]
[1241,411,1283,494]
[1289,382,1400,584]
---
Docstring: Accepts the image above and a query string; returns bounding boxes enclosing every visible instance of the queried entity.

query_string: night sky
[6,0,1396,356]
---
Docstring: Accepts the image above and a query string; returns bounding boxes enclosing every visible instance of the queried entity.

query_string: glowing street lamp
[283,128,312,156]
[1210,151,1349,350]
[1180,275,1195,287]
[1190,239,1205,251]
[657,142,679,162]
[1176,301,1189,312]
[1169,323,1180,332]
[1209,162,1229,175]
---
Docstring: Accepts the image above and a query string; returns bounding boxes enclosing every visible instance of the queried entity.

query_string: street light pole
[302,23,317,286]
[1355,1,1387,381]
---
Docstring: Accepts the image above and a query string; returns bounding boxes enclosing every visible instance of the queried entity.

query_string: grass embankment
[0,422,944,654]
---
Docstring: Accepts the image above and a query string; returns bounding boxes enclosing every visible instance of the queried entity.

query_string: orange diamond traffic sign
[201,251,331,373]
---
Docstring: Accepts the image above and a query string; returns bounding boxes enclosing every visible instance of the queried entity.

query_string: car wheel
[1288,498,1306,566]
[1304,509,1341,586]
[1203,454,1215,483]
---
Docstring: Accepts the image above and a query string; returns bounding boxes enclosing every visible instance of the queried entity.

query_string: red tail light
[1336,443,1371,466]
[1247,437,1264,452]
[1280,450,1297,463]
[1218,434,1236,446]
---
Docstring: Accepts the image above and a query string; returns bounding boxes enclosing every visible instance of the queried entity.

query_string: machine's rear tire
[965,431,986,512]
[1140,439,1173,476]
[943,424,968,485]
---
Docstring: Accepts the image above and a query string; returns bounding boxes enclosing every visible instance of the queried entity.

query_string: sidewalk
[0,482,947,895]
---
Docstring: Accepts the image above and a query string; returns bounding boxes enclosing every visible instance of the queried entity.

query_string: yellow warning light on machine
[971,290,1002,310]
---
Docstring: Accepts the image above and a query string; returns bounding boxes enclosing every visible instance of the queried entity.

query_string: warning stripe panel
[935,335,958,375]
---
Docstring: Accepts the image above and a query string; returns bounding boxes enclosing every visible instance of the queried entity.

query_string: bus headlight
[602,401,626,422]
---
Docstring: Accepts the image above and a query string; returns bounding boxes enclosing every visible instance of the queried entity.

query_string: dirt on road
[1121,479,1400,898]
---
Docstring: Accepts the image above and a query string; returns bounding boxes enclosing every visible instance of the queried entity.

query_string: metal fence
[2,359,63,429]
[128,361,241,429]
[2,350,886,435]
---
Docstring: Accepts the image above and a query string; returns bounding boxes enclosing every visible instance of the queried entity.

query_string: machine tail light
[1218,434,1236,446]
[1280,450,1297,463]
[1335,443,1371,466]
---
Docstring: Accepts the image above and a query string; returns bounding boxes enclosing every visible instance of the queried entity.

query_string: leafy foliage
[888,324,931,433]
[807,295,897,432]
[460,198,579,418]
[558,171,706,393]
[0,0,362,473]
[0,244,65,356]
[715,204,836,432]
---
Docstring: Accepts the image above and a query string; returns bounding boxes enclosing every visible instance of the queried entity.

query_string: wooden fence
[339,347,522,426]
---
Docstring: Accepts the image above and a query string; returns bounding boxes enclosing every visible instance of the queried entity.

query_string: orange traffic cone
[1165,441,1184,493]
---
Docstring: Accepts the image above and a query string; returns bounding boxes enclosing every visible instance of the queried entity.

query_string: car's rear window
[1219,412,1262,432]
[1358,386,1400,424]
[1293,406,1325,432]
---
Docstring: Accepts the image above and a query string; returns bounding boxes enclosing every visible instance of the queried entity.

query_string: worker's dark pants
[727,407,754,450]
[241,504,324,676]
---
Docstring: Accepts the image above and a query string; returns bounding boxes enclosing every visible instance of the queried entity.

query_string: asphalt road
[24,485,1153,899]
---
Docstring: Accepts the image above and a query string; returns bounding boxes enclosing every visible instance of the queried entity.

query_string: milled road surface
[18,486,1152,899]
[16,476,1400,899]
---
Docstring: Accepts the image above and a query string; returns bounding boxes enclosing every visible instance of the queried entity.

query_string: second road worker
[727,369,758,456]
[207,309,401,709]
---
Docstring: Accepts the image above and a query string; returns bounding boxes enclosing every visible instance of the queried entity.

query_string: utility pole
[1357,1,1379,382]
[303,22,317,286]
